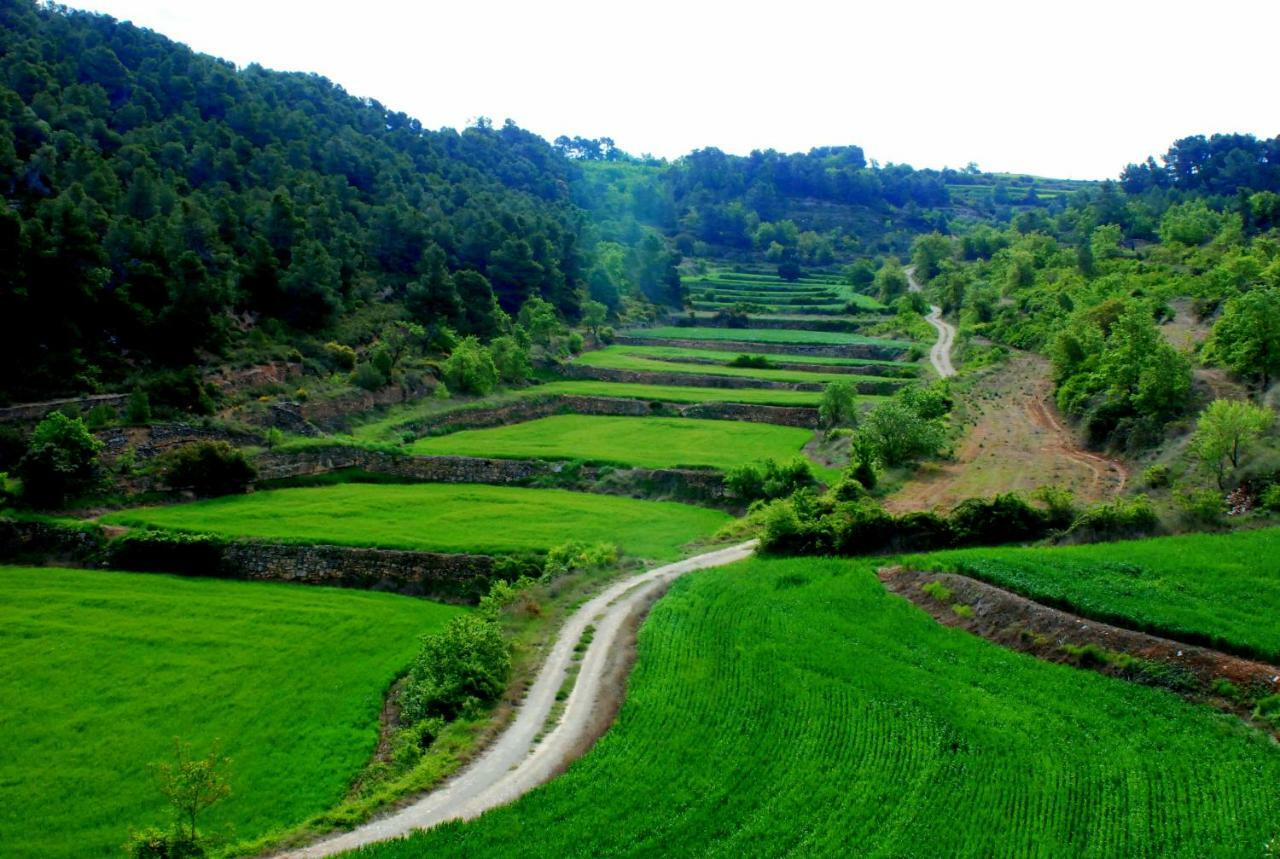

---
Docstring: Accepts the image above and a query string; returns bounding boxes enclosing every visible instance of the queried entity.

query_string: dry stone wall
[613,336,906,360]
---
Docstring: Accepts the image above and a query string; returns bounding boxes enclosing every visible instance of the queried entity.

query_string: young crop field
[101,483,728,559]
[625,326,915,347]
[572,349,900,386]
[409,414,831,476]
[355,556,1280,857]
[0,565,462,858]
[530,379,835,406]
[908,528,1280,662]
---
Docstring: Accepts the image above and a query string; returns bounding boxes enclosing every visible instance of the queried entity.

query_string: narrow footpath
[905,266,956,378]
[282,540,759,858]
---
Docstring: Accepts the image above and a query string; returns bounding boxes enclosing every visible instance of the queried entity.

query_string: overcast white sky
[64,0,1279,180]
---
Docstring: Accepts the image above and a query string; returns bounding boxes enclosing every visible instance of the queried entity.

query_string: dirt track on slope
[905,266,955,378]
[280,541,758,858]
[886,353,1127,513]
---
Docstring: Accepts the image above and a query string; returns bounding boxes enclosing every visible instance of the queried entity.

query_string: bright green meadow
[910,527,1280,662]
[355,556,1280,857]
[0,565,461,858]
[573,348,899,386]
[530,379,834,406]
[102,483,728,559]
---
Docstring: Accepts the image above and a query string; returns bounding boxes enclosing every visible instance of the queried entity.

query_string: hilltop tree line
[0,0,672,401]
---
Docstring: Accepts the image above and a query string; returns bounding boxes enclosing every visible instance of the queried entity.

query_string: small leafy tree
[581,300,608,337]
[441,336,498,395]
[1191,399,1274,488]
[818,380,858,430]
[857,400,945,467]
[130,738,231,856]
[1206,288,1280,390]
[17,412,103,506]
[517,296,561,348]
[401,615,510,724]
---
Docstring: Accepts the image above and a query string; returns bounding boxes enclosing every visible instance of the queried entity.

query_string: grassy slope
[626,326,915,346]
[572,350,894,385]
[409,414,822,473]
[530,379,834,406]
[908,528,1280,662]
[357,556,1280,857]
[101,484,728,560]
[0,566,462,858]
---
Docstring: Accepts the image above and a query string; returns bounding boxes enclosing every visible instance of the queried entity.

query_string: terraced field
[0,565,462,858]
[354,556,1280,857]
[101,483,728,559]
[572,348,903,386]
[409,414,836,479]
[531,379,833,406]
[597,343,913,370]
[625,326,913,347]
[909,528,1280,661]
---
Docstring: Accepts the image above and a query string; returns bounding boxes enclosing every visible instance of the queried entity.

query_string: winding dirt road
[283,540,758,858]
[905,266,956,378]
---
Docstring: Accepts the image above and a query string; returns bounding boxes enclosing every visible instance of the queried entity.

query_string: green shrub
[598,325,616,344]
[16,412,103,507]
[1141,464,1171,488]
[162,441,256,497]
[921,580,954,603]
[400,615,510,724]
[441,336,498,395]
[1031,485,1078,529]
[1068,495,1159,540]
[566,331,585,354]
[351,361,388,391]
[729,354,771,369]
[544,541,618,578]
[143,367,216,415]
[1261,484,1280,512]
[1254,694,1280,729]
[0,425,27,472]
[949,494,1049,546]
[127,388,152,425]
[1175,488,1225,528]
[818,380,858,429]
[324,341,357,371]
[124,827,205,858]
[726,457,816,504]
[490,335,531,385]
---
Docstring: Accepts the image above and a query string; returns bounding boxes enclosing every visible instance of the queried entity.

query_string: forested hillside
[0,0,597,401]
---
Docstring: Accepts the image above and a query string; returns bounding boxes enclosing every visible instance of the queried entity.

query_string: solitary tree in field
[154,738,231,845]
[581,300,608,338]
[1192,399,1274,488]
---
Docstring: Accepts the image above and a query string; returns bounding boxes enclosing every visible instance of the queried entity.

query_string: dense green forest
[0,0,605,400]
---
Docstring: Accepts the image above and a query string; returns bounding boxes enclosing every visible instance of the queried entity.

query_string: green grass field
[0,566,462,858]
[102,483,728,560]
[573,348,899,386]
[530,379,834,406]
[410,414,821,473]
[626,326,914,347]
[909,528,1280,662]
[601,344,912,369]
[356,556,1280,857]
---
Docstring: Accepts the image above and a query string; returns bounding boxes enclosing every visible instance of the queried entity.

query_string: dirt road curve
[282,541,759,858]
[905,266,956,378]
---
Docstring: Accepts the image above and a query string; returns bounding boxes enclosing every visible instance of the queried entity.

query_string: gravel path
[282,540,758,858]
[906,266,956,378]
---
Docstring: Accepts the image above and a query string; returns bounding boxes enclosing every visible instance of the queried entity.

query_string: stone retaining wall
[253,445,730,506]
[655,355,916,379]
[614,336,907,360]
[96,422,264,460]
[0,393,128,423]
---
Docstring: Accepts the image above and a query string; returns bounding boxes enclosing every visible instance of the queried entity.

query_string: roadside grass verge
[0,565,461,858]
[101,483,728,560]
